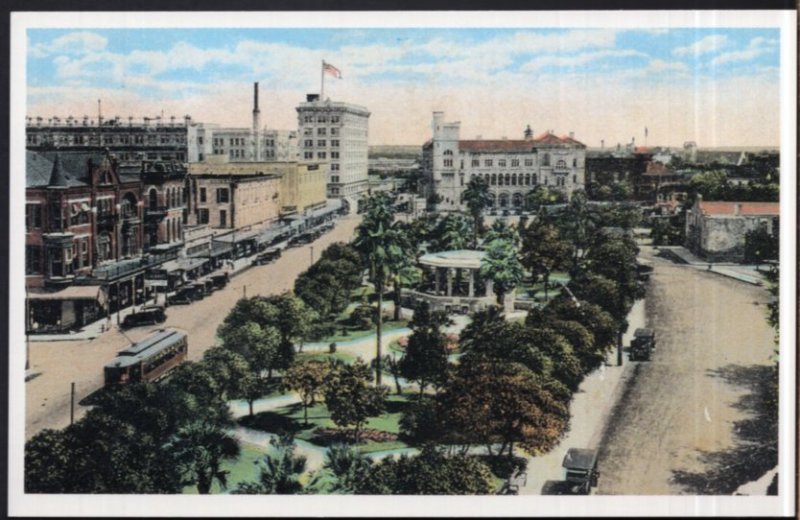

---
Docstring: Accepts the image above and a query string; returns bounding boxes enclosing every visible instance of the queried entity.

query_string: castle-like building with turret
[421,111,586,212]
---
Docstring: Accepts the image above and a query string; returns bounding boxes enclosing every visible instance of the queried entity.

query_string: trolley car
[104,328,188,386]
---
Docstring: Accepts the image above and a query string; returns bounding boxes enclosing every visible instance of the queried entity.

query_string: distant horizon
[26,25,782,149]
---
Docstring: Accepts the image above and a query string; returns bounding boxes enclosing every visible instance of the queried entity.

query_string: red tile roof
[458,133,585,152]
[699,201,780,216]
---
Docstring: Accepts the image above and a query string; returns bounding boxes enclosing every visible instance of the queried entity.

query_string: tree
[461,175,492,247]
[309,443,373,494]
[201,346,251,401]
[526,185,567,211]
[355,445,494,495]
[355,192,403,385]
[282,360,329,425]
[324,360,387,443]
[555,190,597,272]
[484,218,518,247]
[399,302,452,397]
[233,434,307,494]
[480,238,524,306]
[219,320,282,379]
[379,354,404,395]
[166,420,241,494]
[744,225,779,266]
[520,220,571,302]
[429,213,473,252]
[438,361,569,458]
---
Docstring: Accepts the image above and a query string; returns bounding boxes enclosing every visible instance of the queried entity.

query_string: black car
[121,306,167,329]
[253,248,281,265]
[167,287,201,305]
[210,273,230,289]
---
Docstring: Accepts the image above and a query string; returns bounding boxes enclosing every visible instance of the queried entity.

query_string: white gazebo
[403,250,514,314]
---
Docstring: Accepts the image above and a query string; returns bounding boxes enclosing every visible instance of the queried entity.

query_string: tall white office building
[296,94,370,200]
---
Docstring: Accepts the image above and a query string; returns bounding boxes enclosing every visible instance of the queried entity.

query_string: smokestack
[252,82,262,162]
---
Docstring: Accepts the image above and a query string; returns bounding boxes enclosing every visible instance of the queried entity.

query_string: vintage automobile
[562,448,599,495]
[210,273,230,290]
[167,285,204,305]
[630,328,656,361]
[253,247,282,265]
[121,305,167,329]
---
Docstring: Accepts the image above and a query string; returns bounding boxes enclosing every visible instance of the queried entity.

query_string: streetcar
[104,328,188,386]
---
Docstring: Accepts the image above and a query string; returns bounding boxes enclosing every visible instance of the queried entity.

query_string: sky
[26,27,781,147]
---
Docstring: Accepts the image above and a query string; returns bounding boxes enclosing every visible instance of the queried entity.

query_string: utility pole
[70,382,75,425]
[310,245,314,266]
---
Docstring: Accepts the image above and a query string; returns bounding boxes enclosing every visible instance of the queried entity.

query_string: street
[25,214,362,440]
[596,245,776,494]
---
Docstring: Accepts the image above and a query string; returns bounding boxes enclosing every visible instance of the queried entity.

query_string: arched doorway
[499,192,510,208]
[512,193,523,208]
[487,192,496,208]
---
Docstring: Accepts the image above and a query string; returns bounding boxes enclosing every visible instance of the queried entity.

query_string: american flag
[323,61,342,79]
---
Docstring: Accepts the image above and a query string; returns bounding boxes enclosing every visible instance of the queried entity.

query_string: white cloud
[673,34,728,57]
[521,49,647,72]
[29,31,108,58]
[711,36,778,66]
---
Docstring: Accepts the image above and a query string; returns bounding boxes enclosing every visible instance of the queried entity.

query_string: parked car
[629,328,656,361]
[253,248,282,265]
[167,286,203,305]
[210,273,230,290]
[562,448,599,495]
[121,305,167,329]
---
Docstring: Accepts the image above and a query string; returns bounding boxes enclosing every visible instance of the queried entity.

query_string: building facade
[187,160,327,230]
[422,112,586,212]
[26,115,192,164]
[296,94,370,199]
[685,197,780,261]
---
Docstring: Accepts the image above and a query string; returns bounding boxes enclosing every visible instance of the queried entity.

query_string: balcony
[145,206,168,219]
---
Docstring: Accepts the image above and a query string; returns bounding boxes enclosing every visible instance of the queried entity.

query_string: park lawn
[181,442,266,495]
[242,395,413,453]
[296,350,356,364]
[316,319,408,344]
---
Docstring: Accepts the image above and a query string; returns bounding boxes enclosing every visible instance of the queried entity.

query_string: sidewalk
[27,232,307,342]
[654,246,765,286]
[519,298,646,495]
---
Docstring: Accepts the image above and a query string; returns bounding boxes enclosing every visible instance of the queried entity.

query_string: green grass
[316,320,408,344]
[296,350,356,364]
[181,443,266,495]
[240,395,414,454]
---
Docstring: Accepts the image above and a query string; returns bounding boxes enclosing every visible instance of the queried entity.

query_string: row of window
[27,134,187,146]
[302,115,341,124]
[303,127,340,136]
[468,172,577,187]
[442,151,578,169]
[197,187,230,204]
[303,139,340,148]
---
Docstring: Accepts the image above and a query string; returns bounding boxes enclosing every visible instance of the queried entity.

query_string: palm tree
[480,238,524,307]
[431,214,473,252]
[461,175,492,247]
[167,420,241,494]
[355,193,402,386]
[232,434,307,494]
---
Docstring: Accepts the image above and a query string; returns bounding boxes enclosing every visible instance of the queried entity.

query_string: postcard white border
[9,9,797,518]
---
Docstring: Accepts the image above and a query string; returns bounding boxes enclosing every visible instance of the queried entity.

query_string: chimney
[252,82,262,162]
[734,203,741,216]
[569,131,574,139]
[601,139,605,149]
[524,125,533,140]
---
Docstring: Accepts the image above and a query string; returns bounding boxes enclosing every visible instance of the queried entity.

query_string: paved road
[25,214,362,439]
[596,245,775,495]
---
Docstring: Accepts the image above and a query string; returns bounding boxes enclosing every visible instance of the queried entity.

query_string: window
[304,128,313,136]
[443,150,454,168]
[318,115,328,123]
[498,159,507,167]
[219,210,227,227]
[304,139,314,147]
[331,140,339,147]
[556,159,567,169]
[331,116,340,123]
[317,128,327,135]
[331,152,339,159]
[49,202,65,230]
[573,158,578,167]
[304,152,313,159]
[199,187,207,203]
[331,176,339,183]
[216,188,229,203]
[318,152,327,159]
[331,128,339,136]
[511,159,520,167]
[26,245,42,275]
[26,204,42,230]
[304,116,314,123]
[573,174,577,184]
[525,158,533,167]
[318,140,326,147]
[542,154,550,167]
[198,208,209,224]
[331,163,340,171]
[485,159,493,167]
[472,159,480,167]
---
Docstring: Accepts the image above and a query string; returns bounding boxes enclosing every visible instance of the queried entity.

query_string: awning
[306,199,343,220]
[28,285,102,301]
[178,258,207,271]
[208,241,234,257]
[213,229,260,244]
[257,226,289,245]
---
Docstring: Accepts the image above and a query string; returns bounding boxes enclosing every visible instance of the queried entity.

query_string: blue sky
[26,28,781,146]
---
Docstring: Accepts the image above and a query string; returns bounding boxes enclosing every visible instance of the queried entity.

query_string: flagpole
[320,60,325,100]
